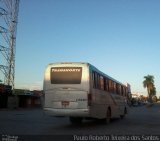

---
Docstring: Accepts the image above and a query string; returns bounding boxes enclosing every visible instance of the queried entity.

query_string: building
[0,84,12,108]
[14,89,44,108]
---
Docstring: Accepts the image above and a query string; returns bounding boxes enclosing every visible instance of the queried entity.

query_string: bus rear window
[50,67,82,84]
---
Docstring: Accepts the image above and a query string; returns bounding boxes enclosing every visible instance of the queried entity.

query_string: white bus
[43,62,130,124]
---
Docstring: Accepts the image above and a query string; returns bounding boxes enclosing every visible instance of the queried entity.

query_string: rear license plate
[61,101,69,107]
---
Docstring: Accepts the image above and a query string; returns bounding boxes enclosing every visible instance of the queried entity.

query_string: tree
[139,95,147,103]
[152,95,157,103]
[143,75,155,102]
[150,84,156,96]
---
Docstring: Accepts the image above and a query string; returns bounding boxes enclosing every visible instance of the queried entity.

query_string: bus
[43,62,130,124]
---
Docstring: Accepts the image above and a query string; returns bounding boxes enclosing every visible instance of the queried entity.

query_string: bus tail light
[88,93,92,106]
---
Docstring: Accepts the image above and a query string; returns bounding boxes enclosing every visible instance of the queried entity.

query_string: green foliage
[143,75,156,102]
[152,95,157,103]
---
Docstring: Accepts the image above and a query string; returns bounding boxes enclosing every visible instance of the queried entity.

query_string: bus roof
[88,63,127,87]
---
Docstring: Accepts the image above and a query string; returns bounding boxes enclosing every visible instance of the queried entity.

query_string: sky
[13,0,160,96]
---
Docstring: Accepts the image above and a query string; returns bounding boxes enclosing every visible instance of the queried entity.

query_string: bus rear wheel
[69,117,82,124]
[105,108,111,124]
[120,107,127,119]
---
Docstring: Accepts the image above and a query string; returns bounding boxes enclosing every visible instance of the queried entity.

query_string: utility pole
[0,0,20,89]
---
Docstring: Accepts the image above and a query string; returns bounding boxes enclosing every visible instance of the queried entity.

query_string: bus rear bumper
[44,108,90,117]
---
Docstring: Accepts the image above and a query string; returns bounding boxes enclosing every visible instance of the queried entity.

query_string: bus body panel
[89,89,123,119]
[44,108,90,117]
[43,62,90,117]
[45,90,88,109]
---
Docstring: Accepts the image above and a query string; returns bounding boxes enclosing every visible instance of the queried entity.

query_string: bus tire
[105,108,111,124]
[120,107,127,119]
[69,117,82,124]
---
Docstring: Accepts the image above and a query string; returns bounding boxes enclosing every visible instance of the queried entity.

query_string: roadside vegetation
[143,75,156,103]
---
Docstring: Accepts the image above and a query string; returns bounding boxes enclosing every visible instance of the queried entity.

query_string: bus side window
[94,72,99,89]
[124,87,127,97]
[100,76,104,90]
[116,83,119,94]
[113,82,116,94]
[109,80,114,93]
[108,80,111,92]
[119,84,122,95]
[94,72,98,89]
[92,72,96,88]
[121,86,123,96]
[104,78,109,92]
[126,87,128,97]
[122,86,126,97]
[104,77,106,91]
[97,74,100,89]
